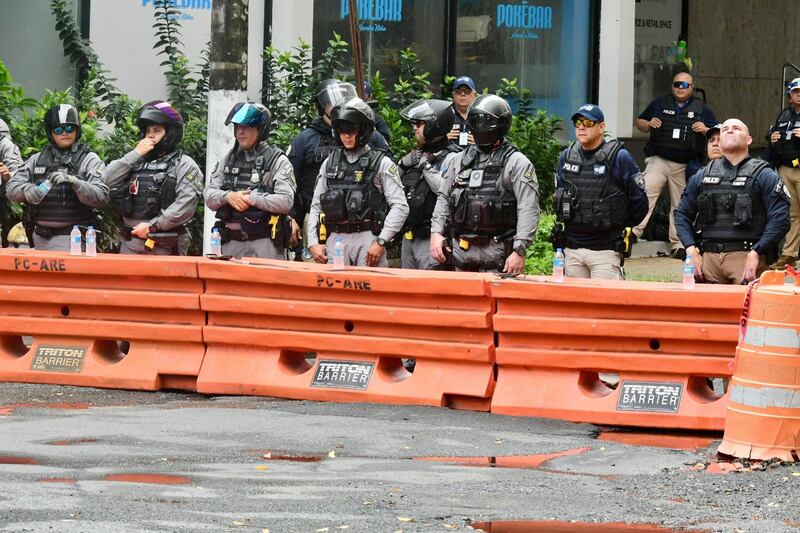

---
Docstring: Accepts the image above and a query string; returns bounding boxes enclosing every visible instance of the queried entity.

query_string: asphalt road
[0,383,797,532]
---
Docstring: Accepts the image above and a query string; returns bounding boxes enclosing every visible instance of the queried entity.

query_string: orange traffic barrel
[718,271,800,461]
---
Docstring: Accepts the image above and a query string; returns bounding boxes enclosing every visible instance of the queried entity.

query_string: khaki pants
[778,165,800,257]
[565,248,623,280]
[633,155,687,251]
[702,251,767,284]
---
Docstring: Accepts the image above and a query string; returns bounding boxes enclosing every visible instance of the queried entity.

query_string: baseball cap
[453,76,476,92]
[787,77,800,94]
[570,104,604,123]
[705,123,722,138]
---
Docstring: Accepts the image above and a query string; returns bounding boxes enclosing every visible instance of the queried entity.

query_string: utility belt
[453,230,514,250]
[402,225,431,240]
[331,220,381,235]
[701,241,754,253]
[217,214,289,246]
[218,226,269,243]
[120,225,182,251]
[33,224,76,238]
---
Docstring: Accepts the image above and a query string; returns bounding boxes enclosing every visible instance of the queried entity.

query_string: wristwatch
[514,244,528,256]
[376,237,387,247]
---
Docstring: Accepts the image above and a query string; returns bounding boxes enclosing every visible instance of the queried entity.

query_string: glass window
[633,0,685,134]
[312,0,446,91]
[453,0,591,123]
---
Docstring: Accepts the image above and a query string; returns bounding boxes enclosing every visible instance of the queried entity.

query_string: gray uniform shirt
[430,146,540,251]
[103,149,203,231]
[204,142,296,222]
[0,118,22,174]
[306,146,409,248]
[7,145,108,210]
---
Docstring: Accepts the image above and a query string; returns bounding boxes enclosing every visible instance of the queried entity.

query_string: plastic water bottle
[85,225,97,257]
[301,247,313,262]
[682,255,695,289]
[333,237,345,268]
[552,248,565,283]
[37,179,52,195]
[210,228,222,256]
[69,225,82,256]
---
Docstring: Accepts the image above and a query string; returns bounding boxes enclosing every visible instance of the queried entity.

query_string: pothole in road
[102,473,191,485]
[597,430,718,451]
[414,447,590,470]
[469,520,710,532]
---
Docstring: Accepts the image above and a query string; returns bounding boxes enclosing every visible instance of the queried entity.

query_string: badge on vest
[703,176,720,184]
[594,165,606,175]
[687,111,695,119]
[469,169,484,188]
[250,169,260,184]
[354,171,364,182]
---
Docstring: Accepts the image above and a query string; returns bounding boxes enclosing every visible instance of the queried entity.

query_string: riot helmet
[225,102,271,143]
[316,79,358,117]
[467,94,512,150]
[44,104,81,143]
[331,97,375,149]
[136,100,184,158]
[400,99,455,145]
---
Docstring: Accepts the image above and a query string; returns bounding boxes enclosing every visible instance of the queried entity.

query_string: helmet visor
[468,113,502,132]
[318,83,358,112]
[230,103,265,126]
[400,100,437,122]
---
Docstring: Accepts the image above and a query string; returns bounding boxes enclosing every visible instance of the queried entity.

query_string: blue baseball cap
[571,104,604,123]
[453,76,476,92]
[787,77,800,94]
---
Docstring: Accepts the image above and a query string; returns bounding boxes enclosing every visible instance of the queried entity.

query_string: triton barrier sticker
[616,381,683,413]
[311,360,374,391]
[30,346,87,373]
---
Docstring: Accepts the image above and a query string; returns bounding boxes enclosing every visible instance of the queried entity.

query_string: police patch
[386,164,402,186]
[523,165,537,184]
[778,181,792,199]
[185,168,203,189]
[594,165,606,175]
[634,172,645,188]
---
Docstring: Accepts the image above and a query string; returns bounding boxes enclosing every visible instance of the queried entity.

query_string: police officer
[0,117,22,184]
[634,72,717,260]
[446,76,477,147]
[6,105,108,251]
[430,94,540,274]
[766,77,800,270]
[204,102,296,259]
[288,80,391,235]
[104,100,202,255]
[306,97,408,267]
[397,99,463,270]
[675,119,790,284]
[555,104,647,280]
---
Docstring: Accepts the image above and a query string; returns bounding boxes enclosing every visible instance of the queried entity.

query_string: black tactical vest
[770,107,800,167]
[320,147,387,233]
[30,143,93,224]
[299,123,338,207]
[216,144,284,224]
[402,143,462,235]
[557,140,628,232]
[647,96,706,163]
[449,143,518,237]
[113,151,181,220]
[695,157,769,244]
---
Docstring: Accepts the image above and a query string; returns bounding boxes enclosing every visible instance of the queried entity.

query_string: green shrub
[525,213,555,275]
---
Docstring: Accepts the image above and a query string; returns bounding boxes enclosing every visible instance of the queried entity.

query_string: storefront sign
[635,0,682,46]
[341,0,403,32]
[495,1,553,40]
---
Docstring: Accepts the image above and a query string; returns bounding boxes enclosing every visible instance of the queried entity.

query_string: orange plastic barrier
[490,276,746,430]
[0,250,204,391]
[719,271,800,460]
[197,259,494,409]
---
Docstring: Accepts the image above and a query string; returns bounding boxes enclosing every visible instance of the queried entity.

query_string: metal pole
[347,0,365,98]
[204,0,249,254]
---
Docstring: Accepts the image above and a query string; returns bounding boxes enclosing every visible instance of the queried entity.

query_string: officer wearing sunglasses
[634,72,717,261]
[6,104,109,251]
[552,104,647,280]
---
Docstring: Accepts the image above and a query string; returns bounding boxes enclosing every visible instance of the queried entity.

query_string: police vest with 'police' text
[402,143,462,235]
[31,143,93,224]
[320,147,388,231]
[647,96,706,163]
[770,107,800,168]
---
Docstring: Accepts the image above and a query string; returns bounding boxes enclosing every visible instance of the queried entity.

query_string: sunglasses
[336,122,359,134]
[412,121,426,129]
[453,87,474,96]
[672,81,692,89]
[574,118,597,128]
[52,124,76,135]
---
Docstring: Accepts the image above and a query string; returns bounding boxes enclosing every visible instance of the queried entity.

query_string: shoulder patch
[386,164,402,186]
[185,167,204,190]
[778,181,792,200]
[522,164,537,185]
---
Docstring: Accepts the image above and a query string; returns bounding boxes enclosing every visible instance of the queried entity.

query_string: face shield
[317,83,358,115]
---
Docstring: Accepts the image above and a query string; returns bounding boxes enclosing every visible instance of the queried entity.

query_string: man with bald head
[675,119,790,284]
[634,72,717,260]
